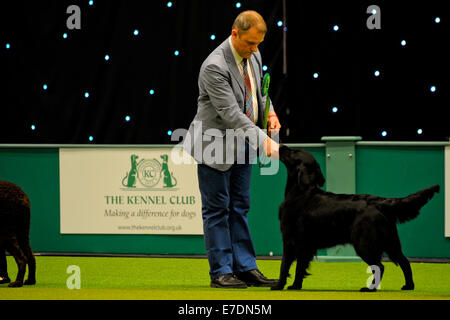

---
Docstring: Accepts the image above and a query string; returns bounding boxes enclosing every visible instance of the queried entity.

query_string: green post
[321,136,362,261]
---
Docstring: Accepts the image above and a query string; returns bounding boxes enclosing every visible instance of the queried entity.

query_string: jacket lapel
[222,38,245,95]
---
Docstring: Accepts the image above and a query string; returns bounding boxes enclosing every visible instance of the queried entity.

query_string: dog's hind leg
[360,262,384,292]
[18,208,36,285]
[271,241,296,290]
[354,245,384,292]
[386,251,414,290]
[385,233,414,290]
[21,241,35,285]
[396,253,414,290]
[5,237,27,287]
[353,212,386,292]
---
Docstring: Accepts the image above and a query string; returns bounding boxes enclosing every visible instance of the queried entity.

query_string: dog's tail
[376,185,440,223]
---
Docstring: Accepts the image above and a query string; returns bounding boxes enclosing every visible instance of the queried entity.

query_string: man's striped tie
[242,58,255,123]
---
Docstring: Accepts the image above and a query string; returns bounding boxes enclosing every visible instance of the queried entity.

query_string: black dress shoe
[211,273,247,289]
[236,269,278,287]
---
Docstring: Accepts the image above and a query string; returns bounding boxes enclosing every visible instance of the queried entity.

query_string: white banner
[59,147,203,234]
[446,146,450,237]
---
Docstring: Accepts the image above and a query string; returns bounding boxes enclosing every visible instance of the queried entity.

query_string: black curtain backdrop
[1,0,447,144]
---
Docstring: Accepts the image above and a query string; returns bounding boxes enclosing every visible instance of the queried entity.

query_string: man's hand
[263,137,279,159]
[267,111,281,137]
[263,111,281,158]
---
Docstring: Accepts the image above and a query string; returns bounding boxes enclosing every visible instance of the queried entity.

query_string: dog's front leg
[288,262,304,290]
[288,252,313,290]
[271,241,295,290]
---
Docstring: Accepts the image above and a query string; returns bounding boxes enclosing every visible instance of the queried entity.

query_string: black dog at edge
[0,180,36,287]
[271,145,439,292]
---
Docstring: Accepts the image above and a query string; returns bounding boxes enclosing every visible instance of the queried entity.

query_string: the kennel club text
[104,195,196,205]
[178,304,271,317]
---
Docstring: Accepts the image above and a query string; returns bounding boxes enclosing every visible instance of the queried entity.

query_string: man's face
[231,26,265,59]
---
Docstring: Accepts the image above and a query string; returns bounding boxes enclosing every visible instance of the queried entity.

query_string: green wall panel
[356,146,449,258]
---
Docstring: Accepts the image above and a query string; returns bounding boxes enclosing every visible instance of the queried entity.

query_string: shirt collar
[229,36,244,66]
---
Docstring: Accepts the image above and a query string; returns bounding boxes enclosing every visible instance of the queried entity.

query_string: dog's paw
[287,284,302,290]
[24,279,36,285]
[8,281,24,288]
[360,287,377,292]
[270,284,284,291]
[401,284,414,290]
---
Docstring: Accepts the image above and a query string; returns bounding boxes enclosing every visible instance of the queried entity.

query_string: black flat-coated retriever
[271,145,439,292]
[0,180,36,287]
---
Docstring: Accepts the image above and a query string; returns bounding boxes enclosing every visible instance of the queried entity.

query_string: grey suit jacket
[183,37,274,171]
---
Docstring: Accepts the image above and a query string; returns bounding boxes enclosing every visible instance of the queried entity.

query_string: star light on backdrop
[0,1,446,144]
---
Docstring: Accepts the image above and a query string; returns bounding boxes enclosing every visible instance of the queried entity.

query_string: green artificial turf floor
[1,256,449,300]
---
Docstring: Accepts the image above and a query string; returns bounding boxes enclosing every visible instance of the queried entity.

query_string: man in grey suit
[184,11,281,288]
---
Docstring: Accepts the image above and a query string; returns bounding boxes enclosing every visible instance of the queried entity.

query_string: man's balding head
[232,10,267,35]
[230,11,266,59]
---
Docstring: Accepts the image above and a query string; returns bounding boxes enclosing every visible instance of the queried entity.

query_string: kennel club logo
[121,154,177,189]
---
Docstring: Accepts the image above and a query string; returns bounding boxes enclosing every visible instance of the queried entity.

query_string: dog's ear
[314,162,325,187]
[297,164,312,189]
[297,163,325,190]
